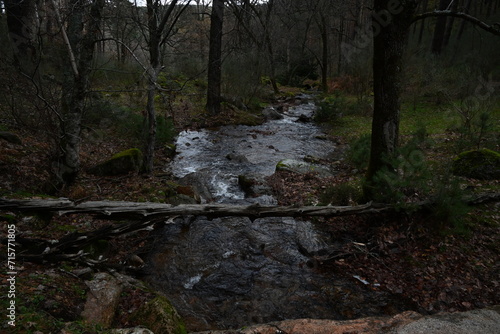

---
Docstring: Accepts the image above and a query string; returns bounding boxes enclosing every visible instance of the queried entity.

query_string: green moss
[452,148,500,180]
[110,148,142,160]
[89,148,143,176]
[131,295,187,334]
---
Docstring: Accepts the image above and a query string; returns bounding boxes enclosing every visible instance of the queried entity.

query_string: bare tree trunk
[55,0,104,188]
[365,0,418,197]
[206,0,225,115]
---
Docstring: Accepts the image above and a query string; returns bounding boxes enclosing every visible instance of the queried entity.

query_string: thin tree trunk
[206,0,225,115]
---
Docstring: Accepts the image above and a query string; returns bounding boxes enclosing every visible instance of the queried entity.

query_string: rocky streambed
[142,97,414,331]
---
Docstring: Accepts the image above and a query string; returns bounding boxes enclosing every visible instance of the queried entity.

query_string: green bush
[314,92,347,123]
[347,134,371,170]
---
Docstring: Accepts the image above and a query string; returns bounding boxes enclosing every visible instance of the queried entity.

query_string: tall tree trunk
[431,0,449,54]
[143,0,162,174]
[56,0,104,188]
[365,0,417,197]
[206,0,225,115]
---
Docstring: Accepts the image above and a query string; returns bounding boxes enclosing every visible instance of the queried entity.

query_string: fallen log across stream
[1,192,499,220]
[0,197,395,220]
[1,193,499,265]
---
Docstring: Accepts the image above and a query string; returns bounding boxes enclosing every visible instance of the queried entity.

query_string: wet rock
[88,148,143,176]
[81,272,123,328]
[262,107,283,120]
[296,114,312,123]
[452,148,500,180]
[226,152,250,163]
[178,170,215,203]
[0,131,22,145]
[130,295,187,334]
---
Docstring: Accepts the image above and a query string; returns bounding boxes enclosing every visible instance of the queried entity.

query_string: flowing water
[144,98,408,331]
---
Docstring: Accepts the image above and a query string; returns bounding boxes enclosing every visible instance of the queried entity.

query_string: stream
[144,97,409,331]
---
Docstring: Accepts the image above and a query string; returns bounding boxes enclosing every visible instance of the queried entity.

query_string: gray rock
[262,107,283,120]
[395,306,500,334]
[81,272,123,328]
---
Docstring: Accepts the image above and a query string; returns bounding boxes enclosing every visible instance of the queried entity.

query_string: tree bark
[365,0,418,196]
[55,0,105,188]
[206,0,225,115]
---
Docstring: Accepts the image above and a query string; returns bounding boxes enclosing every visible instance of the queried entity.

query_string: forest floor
[0,99,499,333]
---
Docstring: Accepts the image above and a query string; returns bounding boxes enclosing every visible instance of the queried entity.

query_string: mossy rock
[89,148,143,176]
[452,149,500,180]
[131,295,187,334]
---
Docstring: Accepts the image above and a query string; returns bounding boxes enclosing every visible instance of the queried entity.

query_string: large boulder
[131,295,187,334]
[89,148,143,176]
[452,149,500,180]
[81,272,123,328]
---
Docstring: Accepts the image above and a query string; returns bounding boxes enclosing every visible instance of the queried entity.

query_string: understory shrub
[364,128,470,231]
[347,134,371,170]
[314,92,347,123]
[319,182,362,206]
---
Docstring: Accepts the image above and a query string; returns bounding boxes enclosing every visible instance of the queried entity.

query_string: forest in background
[0,1,500,332]
[0,0,498,194]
